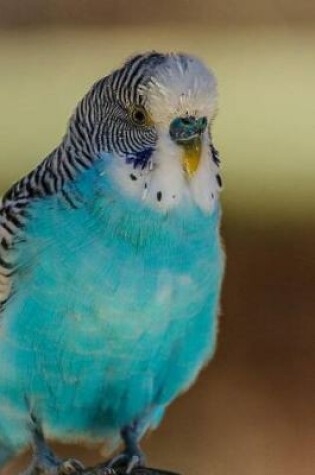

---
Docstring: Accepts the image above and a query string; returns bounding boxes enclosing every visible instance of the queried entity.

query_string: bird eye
[130,106,150,127]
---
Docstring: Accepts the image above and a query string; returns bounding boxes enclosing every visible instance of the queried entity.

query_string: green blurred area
[0,27,314,225]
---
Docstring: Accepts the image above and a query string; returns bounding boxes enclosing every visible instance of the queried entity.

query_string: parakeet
[0,52,224,474]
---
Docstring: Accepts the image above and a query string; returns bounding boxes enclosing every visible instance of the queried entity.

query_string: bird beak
[169,116,208,177]
[181,137,202,177]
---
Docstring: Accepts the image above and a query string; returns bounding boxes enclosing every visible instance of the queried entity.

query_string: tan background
[1,1,315,474]
[0,0,315,27]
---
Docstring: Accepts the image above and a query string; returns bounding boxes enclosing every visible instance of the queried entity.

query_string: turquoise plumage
[0,52,224,474]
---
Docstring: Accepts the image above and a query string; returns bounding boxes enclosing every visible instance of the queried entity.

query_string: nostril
[180,116,194,126]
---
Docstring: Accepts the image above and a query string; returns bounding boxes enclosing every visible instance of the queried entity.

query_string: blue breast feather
[0,155,224,450]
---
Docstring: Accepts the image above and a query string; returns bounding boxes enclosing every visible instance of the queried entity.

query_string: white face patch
[108,54,222,214]
[143,54,218,128]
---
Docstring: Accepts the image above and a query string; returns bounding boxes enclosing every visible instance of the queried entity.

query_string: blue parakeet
[0,52,224,474]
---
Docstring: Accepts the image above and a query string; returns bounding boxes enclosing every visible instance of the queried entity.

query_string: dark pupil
[134,109,145,124]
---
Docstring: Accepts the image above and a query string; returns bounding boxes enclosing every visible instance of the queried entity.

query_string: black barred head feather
[65,52,169,160]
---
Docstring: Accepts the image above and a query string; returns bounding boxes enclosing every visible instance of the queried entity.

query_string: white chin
[109,133,221,214]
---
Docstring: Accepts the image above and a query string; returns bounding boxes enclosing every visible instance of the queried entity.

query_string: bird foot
[21,457,85,475]
[58,458,86,475]
[103,450,145,474]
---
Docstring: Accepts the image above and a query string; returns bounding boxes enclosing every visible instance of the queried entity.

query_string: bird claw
[103,451,144,474]
[58,458,85,475]
[126,455,142,474]
[98,469,118,475]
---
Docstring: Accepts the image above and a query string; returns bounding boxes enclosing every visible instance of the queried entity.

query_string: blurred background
[1,1,314,474]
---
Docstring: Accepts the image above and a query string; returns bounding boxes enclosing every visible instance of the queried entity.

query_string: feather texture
[0,52,224,466]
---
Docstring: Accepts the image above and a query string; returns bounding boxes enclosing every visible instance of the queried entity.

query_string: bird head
[68,52,222,213]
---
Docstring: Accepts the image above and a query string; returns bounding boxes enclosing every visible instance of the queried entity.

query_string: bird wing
[0,191,22,311]
[0,148,68,313]
[0,185,32,313]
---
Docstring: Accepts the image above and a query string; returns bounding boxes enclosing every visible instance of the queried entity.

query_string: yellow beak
[182,138,202,177]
